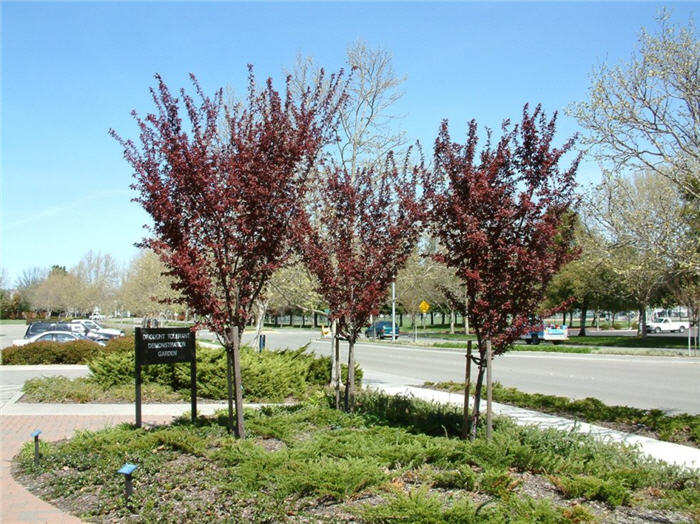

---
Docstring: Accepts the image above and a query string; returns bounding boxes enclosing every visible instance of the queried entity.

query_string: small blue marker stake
[118,463,138,501]
[31,430,41,465]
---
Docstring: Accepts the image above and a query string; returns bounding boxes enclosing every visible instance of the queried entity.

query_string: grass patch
[433,342,592,353]
[426,334,689,350]
[14,393,699,523]
[423,381,700,447]
[21,376,183,403]
[567,335,690,349]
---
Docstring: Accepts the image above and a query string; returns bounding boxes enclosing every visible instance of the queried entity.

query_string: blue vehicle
[365,321,400,340]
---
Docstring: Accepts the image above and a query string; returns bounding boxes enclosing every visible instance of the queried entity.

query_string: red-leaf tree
[110,68,346,437]
[424,104,580,436]
[297,154,424,411]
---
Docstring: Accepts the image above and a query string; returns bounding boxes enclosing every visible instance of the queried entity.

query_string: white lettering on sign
[143,333,166,341]
[147,341,187,350]
[157,350,178,357]
[167,332,190,340]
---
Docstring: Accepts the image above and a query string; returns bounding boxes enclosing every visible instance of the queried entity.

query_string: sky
[1,1,697,286]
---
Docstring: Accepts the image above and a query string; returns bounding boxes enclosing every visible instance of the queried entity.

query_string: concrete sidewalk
[371,384,700,471]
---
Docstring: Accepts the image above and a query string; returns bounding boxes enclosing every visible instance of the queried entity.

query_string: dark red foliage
[425,104,580,354]
[110,68,346,344]
[296,154,425,346]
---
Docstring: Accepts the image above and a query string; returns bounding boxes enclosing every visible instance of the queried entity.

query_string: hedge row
[3,335,362,402]
[1,340,105,365]
[87,341,361,402]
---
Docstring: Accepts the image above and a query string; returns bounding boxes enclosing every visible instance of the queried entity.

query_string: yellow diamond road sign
[419,300,430,314]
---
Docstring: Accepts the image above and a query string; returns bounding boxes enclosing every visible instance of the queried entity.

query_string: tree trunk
[450,310,456,334]
[470,349,487,440]
[579,300,588,336]
[335,335,341,410]
[329,319,336,387]
[464,290,470,335]
[639,307,647,338]
[462,340,472,440]
[232,327,245,438]
[486,339,493,441]
[225,346,235,435]
[344,339,356,412]
[225,327,246,438]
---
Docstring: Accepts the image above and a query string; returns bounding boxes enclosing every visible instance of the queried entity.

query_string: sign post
[134,327,197,427]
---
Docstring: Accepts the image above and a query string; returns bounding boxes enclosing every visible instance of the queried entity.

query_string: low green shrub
[551,475,631,507]
[431,465,476,490]
[15,398,697,523]
[1,340,103,365]
[102,335,135,353]
[424,380,700,446]
[87,344,362,402]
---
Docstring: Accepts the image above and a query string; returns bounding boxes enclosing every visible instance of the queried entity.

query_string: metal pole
[392,281,396,341]
[486,339,493,441]
[134,328,142,429]
[125,475,133,499]
[330,319,335,388]
[32,431,41,466]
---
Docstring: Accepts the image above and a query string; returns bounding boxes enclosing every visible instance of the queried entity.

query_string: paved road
[246,330,700,415]
[3,325,699,415]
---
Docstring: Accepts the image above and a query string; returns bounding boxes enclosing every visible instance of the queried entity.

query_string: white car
[70,319,124,339]
[646,318,689,334]
[13,331,105,347]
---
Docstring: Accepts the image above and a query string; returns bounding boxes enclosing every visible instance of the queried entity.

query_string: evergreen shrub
[1,340,103,365]
[87,344,362,402]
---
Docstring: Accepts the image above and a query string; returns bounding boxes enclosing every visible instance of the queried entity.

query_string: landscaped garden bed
[14,393,699,523]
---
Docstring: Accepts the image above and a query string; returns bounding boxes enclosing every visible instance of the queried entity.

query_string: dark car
[365,321,400,340]
[23,322,72,339]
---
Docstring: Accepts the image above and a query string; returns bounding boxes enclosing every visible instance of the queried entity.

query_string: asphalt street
[2,324,698,414]
[247,330,700,415]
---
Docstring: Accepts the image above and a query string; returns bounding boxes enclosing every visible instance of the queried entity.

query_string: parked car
[69,319,124,340]
[89,313,106,321]
[13,331,105,347]
[23,322,72,339]
[365,321,400,340]
[646,317,689,334]
[520,319,569,345]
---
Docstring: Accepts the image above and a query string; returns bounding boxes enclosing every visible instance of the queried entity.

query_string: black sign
[134,327,197,427]
[136,327,195,365]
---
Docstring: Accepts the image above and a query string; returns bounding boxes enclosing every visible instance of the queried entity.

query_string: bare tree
[585,171,689,334]
[73,250,120,314]
[119,249,184,321]
[571,12,700,201]
[289,40,407,174]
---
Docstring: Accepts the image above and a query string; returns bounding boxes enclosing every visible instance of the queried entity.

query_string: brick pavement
[1,414,173,523]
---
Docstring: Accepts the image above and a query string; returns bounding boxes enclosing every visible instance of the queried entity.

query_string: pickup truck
[520,323,569,344]
[646,318,689,334]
